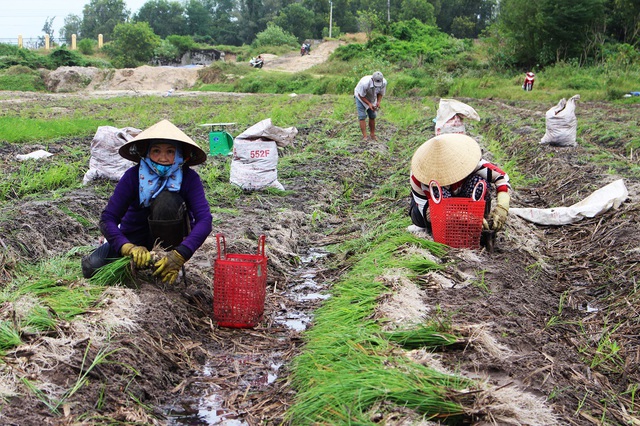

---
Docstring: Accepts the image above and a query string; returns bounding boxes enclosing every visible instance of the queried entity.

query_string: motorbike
[300,43,310,56]
[250,57,264,68]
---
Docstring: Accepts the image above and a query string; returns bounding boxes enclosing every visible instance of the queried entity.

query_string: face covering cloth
[138,145,184,207]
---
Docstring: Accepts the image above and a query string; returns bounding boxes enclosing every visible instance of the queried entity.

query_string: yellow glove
[152,250,186,285]
[120,243,151,268]
[490,192,510,232]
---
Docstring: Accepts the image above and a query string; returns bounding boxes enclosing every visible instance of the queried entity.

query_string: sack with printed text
[229,119,297,190]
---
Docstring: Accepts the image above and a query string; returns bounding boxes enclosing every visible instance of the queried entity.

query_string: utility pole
[329,1,333,38]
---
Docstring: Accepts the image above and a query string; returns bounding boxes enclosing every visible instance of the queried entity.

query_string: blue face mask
[151,161,172,177]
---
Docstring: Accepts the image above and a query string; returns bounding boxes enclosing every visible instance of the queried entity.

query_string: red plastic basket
[213,234,267,328]
[429,180,486,249]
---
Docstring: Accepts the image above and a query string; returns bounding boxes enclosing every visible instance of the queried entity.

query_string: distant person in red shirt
[523,72,535,91]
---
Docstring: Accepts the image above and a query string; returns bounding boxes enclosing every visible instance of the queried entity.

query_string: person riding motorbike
[300,43,310,56]
[250,55,264,68]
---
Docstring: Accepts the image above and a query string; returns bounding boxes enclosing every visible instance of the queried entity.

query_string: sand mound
[45,65,202,93]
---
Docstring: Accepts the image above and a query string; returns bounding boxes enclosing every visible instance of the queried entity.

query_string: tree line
[51,0,638,68]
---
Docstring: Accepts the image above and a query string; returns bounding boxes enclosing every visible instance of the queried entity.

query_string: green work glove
[490,192,510,232]
[120,243,151,268]
[153,250,186,285]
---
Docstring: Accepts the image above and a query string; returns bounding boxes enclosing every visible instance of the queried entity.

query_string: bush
[77,39,96,55]
[49,48,86,68]
[154,40,180,63]
[253,23,298,48]
[0,67,45,91]
[104,22,161,68]
[332,44,369,61]
[0,43,50,70]
[167,35,197,56]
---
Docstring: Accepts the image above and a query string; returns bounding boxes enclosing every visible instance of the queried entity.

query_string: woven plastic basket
[429,180,486,249]
[213,234,267,328]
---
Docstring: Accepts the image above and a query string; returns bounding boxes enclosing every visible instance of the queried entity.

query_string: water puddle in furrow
[165,248,330,425]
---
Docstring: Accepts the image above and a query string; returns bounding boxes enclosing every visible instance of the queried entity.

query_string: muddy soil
[0,91,638,424]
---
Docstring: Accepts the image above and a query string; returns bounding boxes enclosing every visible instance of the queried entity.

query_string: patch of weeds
[59,205,94,228]
[472,269,491,294]
[525,261,544,279]
[21,340,137,415]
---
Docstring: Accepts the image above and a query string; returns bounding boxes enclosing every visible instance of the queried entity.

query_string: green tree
[81,0,130,42]
[38,17,56,48]
[274,3,316,42]
[237,0,265,44]
[210,0,241,45]
[357,9,382,40]
[605,0,640,46]
[435,0,496,37]
[134,0,187,38]
[537,0,606,63]
[104,21,161,67]
[60,14,82,44]
[450,16,476,39]
[185,0,213,39]
[398,0,436,25]
[498,0,607,66]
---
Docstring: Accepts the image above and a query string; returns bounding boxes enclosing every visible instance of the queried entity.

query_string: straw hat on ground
[119,119,207,166]
[411,134,482,186]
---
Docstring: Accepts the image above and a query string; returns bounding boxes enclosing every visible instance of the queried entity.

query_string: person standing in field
[81,119,213,285]
[354,71,387,141]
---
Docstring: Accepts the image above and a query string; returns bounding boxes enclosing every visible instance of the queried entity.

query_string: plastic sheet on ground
[83,126,141,184]
[16,150,53,161]
[510,179,628,225]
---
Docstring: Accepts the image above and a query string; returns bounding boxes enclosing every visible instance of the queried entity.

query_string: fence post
[72,34,77,50]
[45,34,50,50]
[98,34,103,49]
[18,35,23,48]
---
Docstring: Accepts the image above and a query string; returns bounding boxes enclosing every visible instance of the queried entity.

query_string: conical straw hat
[119,119,207,166]
[411,134,482,186]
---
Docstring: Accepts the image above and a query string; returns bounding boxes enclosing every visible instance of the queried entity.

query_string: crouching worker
[408,133,511,235]
[82,119,213,284]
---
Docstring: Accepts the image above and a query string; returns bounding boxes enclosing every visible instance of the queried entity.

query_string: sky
[0,0,149,41]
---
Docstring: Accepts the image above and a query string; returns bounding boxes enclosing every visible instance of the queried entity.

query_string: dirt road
[253,40,344,73]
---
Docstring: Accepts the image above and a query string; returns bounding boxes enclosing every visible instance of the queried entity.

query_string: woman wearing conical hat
[82,119,212,284]
[408,133,511,234]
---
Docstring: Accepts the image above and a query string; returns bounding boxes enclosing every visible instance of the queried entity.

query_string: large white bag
[540,94,580,147]
[434,98,480,135]
[229,119,297,191]
[83,126,140,184]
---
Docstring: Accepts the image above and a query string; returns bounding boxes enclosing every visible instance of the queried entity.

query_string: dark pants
[81,191,188,278]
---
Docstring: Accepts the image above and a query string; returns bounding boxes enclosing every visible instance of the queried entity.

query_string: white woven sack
[540,95,580,147]
[434,99,480,135]
[83,126,140,184]
[229,139,284,190]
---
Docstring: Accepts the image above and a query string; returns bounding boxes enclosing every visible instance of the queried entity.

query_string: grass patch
[0,253,105,353]
[0,117,107,143]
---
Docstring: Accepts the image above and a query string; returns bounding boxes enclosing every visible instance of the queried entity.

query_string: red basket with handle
[429,180,486,249]
[213,234,267,328]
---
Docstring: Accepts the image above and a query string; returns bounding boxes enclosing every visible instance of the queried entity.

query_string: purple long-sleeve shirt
[99,165,212,260]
